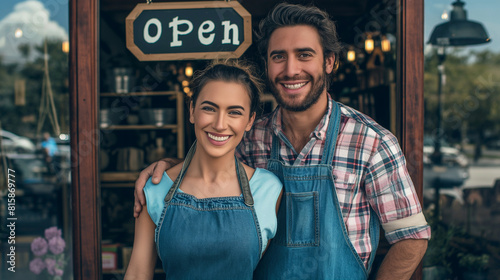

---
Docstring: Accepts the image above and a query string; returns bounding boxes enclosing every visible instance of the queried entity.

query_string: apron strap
[236,157,254,206]
[270,131,280,160]
[164,140,197,202]
[320,100,341,164]
[164,140,254,206]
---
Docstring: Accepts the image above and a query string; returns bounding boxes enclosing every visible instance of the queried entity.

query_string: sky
[0,0,68,63]
[0,0,68,31]
[0,0,498,63]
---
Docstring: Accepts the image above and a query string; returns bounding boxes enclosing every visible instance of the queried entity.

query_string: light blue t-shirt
[41,138,58,157]
[144,168,282,256]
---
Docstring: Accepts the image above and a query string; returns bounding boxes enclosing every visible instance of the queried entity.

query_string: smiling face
[267,25,334,112]
[190,80,255,160]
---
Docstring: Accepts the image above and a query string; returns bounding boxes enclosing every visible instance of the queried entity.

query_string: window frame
[69,0,424,279]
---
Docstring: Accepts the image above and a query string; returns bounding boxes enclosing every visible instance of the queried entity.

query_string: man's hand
[134,158,181,218]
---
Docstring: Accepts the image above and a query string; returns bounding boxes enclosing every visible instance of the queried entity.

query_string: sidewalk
[463,145,500,167]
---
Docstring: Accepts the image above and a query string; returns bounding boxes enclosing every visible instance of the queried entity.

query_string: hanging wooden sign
[126,1,252,61]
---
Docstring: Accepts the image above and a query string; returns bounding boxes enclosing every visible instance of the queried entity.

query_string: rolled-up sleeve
[364,134,431,244]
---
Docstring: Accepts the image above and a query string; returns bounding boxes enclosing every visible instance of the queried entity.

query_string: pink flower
[45,226,62,240]
[48,236,66,255]
[29,258,45,274]
[45,258,57,276]
[31,237,48,256]
[55,267,64,276]
[30,227,68,278]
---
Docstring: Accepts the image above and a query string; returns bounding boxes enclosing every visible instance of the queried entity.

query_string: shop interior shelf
[101,182,135,188]
[100,124,178,130]
[101,171,140,182]
[100,91,179,97]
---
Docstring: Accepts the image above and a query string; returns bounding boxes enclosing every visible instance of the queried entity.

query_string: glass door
[0,1,72,279]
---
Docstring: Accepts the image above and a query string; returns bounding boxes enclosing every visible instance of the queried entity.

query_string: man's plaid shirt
[236,94,431,267]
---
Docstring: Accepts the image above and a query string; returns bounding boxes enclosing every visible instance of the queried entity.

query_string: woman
[124,61,283,279]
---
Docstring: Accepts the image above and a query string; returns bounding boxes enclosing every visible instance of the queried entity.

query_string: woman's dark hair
[256,3,342,70]
[190,60,263,116]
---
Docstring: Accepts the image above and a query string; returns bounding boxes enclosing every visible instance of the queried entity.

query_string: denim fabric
[156,142,261,279]
[254,101,380,280]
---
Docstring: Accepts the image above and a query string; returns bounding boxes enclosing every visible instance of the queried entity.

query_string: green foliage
[423,217,462,274]
[424,209,492,277]
[458,253,490,272]
[424,49,500,145]
[0,39,69,137]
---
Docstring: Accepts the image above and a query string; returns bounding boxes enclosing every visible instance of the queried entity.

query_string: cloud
[0,0,68,63]
[432,4,448,10]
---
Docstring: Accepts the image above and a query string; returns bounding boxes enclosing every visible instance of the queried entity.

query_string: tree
[424,49,500,156]
[0,39,69,139]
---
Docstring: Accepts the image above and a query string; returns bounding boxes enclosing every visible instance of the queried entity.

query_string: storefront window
[423,0,500,278]
[0,1,71,279]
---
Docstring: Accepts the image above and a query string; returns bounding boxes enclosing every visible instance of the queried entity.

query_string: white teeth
[283,82,306,89]
[208,133,229,142]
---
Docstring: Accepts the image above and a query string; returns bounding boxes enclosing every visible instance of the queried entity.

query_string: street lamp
[428,0,490,47]
[427,0,490,217]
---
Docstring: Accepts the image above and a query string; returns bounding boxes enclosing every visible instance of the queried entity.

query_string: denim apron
[254,101,380,279]
[155,142,262,279]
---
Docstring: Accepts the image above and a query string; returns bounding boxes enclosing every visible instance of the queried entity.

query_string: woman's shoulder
[144,170,175,199]
[143,170,175,226]
[144,161,183,198]
[165,162,183,182]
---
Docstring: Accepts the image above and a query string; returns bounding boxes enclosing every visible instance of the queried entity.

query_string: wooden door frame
[70,0,101,279]
[69,0,424,279]
[398,0,424,196]
[398,1,425,278]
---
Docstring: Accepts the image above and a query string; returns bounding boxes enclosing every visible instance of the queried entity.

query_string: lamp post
[427,0,490,218]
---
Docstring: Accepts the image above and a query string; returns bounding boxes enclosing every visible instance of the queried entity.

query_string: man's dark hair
[256,3,342,70]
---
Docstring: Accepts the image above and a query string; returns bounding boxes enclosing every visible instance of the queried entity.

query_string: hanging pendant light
[381,36,391,52]
[347,49,356,62]
[185,63,193,77]
[428,0,490,46]
[364,36,374,53]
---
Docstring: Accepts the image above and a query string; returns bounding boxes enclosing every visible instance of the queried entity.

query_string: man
[134,3,430,279]
[41,132,58,174]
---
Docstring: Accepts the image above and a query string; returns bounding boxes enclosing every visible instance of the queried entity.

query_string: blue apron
[254,101,380,279]
[155,142,262,279]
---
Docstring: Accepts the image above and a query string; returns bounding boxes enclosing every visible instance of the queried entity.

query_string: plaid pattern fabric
[236,94,431,267]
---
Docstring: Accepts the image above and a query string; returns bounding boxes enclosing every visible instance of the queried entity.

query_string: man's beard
[269,67,327,112]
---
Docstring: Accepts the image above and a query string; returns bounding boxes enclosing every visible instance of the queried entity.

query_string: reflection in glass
[0,1,71,279]
[423,0,500,278]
